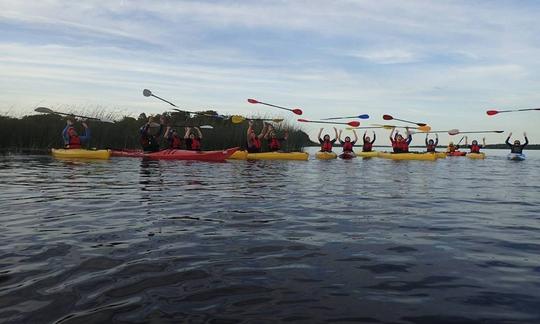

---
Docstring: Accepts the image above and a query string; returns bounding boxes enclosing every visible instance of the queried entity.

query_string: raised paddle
[247,98,303,115]
[297,118,360,127]
[230,115,284,124]
[321,114,370,120]
[486,108,540,116]
[143,89,224,119]
[34,107,112,122]
[371,124,431,132]
[448,129,504,135]
[382,114,427,127]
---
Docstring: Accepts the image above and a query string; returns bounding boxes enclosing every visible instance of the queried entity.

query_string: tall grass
[0,108,312,152]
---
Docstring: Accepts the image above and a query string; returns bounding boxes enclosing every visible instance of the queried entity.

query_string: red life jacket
[170,135,182,149]
[321,140,333,152]
[190,138,201,150]
[342,141,353,152]
[269,138,281,151]
[470,144,480,153]
[393,140,409,153]
[249,137,261,149]
[426,144,436,152]
[363,142,373,152]
[68,129,81,149]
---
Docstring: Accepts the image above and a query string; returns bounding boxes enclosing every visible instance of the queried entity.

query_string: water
[1,149,539,323]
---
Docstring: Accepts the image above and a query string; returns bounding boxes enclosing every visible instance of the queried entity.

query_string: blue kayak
[507,153,526,161]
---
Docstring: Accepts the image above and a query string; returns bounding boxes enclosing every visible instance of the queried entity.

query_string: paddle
[169,125,214,129]
[382,114,427,127]
[143,89,224,119]
[230,115,284,124]
[371,124,431,132]
[297,118,360,127]
[448,129,504,135]
[486,108,540,116]
[35,107,112,122]
[321,114,370,120]
[247,98,303,115]
[457,136,465,145]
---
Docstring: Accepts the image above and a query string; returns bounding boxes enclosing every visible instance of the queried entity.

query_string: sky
[1,0,539,144]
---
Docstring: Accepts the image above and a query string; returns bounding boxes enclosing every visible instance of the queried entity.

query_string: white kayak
[507,153,526,161]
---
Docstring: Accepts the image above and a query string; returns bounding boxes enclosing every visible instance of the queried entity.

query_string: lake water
[1,149,539,323]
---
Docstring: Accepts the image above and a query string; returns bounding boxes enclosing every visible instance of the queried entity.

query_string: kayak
[52,149,111,159]
[111,147,238,161]
[378,152,437,161]
[228,151,309,161]
[467,153,486,160]
[507,153,526,161]
[315,151,337,160]
[357,151,378,158]
[447,151,466,156]
[339,151,356,159]
[430,152,447,159]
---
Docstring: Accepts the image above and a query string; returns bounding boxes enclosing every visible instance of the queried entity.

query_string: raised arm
[194,127,203,139]
[338,129,343,143]
[523,132,529,147]
[435,134,438,146]
[425,133,429,146]
[318,128,323,141]
[363,131,367,142]
[184,127,191,139]
[164,126,172,140]
[352,130,358,143]
[371,132,376,144]
[505,132,512,146]
[389,128,395,142]
[258,123,268,139]
[333,127,338,141]
[79,122,91,142]
[482,137,486,147]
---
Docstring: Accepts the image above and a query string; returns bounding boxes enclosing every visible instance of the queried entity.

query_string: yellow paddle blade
[231,115,246,124]
[371,124,396,129]
[418,125,432,132]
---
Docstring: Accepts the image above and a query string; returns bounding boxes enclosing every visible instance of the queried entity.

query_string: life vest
[470,144,480,153]
[342,141,353,152]
[190,138,201,150]
[321,140,333,152]
[426,143,436,152]
[170,135,182,149]
[393,140,409,153]
[363,142,373,152]
[67,128,81,149]
[249,137,261,149]
[269,138,281,151]
[447,145,457,152]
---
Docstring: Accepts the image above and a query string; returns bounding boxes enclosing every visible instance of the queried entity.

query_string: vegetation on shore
[0,109,312,152]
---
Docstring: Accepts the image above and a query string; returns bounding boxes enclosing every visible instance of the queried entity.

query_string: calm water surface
[1,149,539,323]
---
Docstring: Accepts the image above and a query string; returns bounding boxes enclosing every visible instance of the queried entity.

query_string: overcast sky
[1,0,539,144]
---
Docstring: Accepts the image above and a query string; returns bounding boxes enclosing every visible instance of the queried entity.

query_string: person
[464,136,485,153]
[246,120,267,153]
[164,126,183,149]
[62,118,90,149]
[506,132,528,153]
[265,124,288,152]
[446,141,459,153]
[362,131,376,152]
[140,116,165,152]
[318,127,338,152]
[185,127,202,151]
[425,133,438,152]
[339,129,358,153]
[390,128,412,153]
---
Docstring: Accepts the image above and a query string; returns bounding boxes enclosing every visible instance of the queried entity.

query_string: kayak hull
[52,149,111,159]
[507,153,526,161]
[467,153,486,160]
[447,151,467,156]
[111,148,238,161]
[431,152,447,159]
[315,151,337,160]
[229,151,309,161]
[339,152,356,159]
[378,152,437,161]
[357,151,378,158]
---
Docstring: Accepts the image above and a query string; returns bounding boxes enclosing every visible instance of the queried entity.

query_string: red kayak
[339,151,356,159]
[447,151,466,156]
[111,147,239,161]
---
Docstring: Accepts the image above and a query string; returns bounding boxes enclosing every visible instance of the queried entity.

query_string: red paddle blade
[297,118,309,122]
[247,99,259,104]
[486,110,499,116]
[292,108,303,115]
[383,114,393,120]
[347,121,360,127]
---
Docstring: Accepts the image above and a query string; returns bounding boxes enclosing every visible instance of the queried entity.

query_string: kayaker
[318,127,338,152]
[140,116,165,152]
[246,120,267,153]
[425,133,438,152]
[506,132,528,153]
[446,141,459,153]
[265,124,288,152]
[362,131,376,152]
[339,129,358,153]
[464,136,485,153]
[164,126,183,149]
[185,127,202,151]
[62,118,90,149]
[390,128,412,153]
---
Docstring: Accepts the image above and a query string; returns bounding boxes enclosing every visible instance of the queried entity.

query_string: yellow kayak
[315,151,337,160]
[378,152,437,161]
[428,152,447,159]
[356,151,378,158]
[467,153,486,159]
[228,150,309,161]
[52,149,111,159]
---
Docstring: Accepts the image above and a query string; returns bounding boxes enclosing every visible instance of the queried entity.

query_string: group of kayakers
[247,121,288,153]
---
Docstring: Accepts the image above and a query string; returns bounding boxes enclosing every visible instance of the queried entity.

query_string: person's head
[148,116,155,123]
[345,136,351,142]
[67,127,77,137]
[472,140,478,145]
[428,139,434,145]
[449,141,454,146]
[514,140,521,146]
[270,131,278,138]
[248,128,256,139]
[365,136,371,142]
[323,134,330,141]
[189,132,197,140]
[396,134,404,141]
